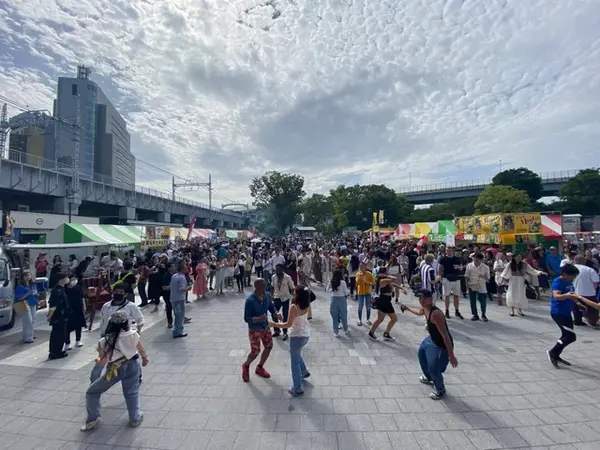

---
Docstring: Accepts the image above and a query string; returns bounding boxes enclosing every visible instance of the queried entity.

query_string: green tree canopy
[299,194,333,229]
[328,184,413,231]
[474,185,532,214]
[410,197,476,222]
[492,167,542,201]
[249,171,306,234]
[559,168,600,215]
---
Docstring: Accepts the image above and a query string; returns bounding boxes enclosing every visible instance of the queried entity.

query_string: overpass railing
[2,150,244,217]
[399,170,579,195]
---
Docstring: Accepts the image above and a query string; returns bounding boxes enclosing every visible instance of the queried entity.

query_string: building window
[72,84,78,95]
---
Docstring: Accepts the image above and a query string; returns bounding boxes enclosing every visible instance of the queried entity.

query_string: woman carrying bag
[15,270,39,344]
[81,310,149,431]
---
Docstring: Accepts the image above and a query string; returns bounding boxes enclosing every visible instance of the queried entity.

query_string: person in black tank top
[368,267,407,342]
[400,289,458,400]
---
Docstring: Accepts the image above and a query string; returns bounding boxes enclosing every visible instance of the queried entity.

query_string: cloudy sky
[1,0,599,206]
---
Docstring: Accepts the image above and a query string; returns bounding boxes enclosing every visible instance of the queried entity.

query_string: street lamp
[66,182,75,224]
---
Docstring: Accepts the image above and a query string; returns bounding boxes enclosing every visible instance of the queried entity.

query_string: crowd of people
[11,234,600,432]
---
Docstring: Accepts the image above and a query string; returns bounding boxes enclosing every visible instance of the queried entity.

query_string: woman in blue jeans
[269,286,314,396]
[81,310,149,431]
[327,269,350,337]
[401,289,458,400]
[15,270,39,343]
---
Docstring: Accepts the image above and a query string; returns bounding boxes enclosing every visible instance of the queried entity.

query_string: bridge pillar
[118,207,137,222]
[157,212,171,223]
[54,197,80,216]
[212,219,224,229]
[182,216,192,226]
[195,218,209,227]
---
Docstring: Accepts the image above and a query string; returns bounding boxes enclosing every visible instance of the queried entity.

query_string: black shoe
[455,311,464,320]
[383,332,395,341]
[272,331,281,338]
[282,334,288,341]
[547,350,559,368]
[139,302,149,307]
[574,322,587,327]
[482,315,488,322]
[557,356,571,366]
[445,310,450,319]
[471,315,480,321]
[303,372,311,379]
[174,333,188,339]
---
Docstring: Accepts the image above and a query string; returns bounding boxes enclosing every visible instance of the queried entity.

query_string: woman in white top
[501,253,546,317]
[327,269,350,337]
[269,286,314,396]
[82,310,149,431]
[493,252,507,306]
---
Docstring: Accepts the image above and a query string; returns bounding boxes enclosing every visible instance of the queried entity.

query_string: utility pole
[0,104,8,159]
[66,93,81,223]
[172,174,213,209]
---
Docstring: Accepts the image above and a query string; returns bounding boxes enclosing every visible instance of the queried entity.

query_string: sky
[1,0,599,207]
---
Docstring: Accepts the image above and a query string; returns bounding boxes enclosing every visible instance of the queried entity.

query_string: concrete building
[7,111,55,163]
[54,65,135,187]
[94,90,135,188]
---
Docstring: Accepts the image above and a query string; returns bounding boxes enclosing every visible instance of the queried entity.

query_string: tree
[249,171,306,234]
[328,184,413,231]
[410,197,477,222]
[492,167,543,201]
[474,185,532,214]
[559,168,600,215]
[299,194,333,228]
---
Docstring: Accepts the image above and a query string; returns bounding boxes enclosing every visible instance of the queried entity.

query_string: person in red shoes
[242,278,281,382]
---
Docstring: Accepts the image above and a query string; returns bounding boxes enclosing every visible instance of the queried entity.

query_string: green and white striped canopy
[45,224,144,245]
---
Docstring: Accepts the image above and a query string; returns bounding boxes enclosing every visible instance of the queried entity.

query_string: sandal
[518,310,525,316]
[509,312,515,317]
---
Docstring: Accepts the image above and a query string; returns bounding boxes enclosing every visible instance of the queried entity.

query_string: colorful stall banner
[378,210,385,225]
[476,214,501,233]
[372,212,378,228]
[541,214,562,237]
[437,220,456,236]
[455,216,475,234]
[502,213,541,234]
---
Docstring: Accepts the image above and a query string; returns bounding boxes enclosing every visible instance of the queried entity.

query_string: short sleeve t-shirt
[99,330,140,362]
[550,277,574,316]
[439,256,461,281]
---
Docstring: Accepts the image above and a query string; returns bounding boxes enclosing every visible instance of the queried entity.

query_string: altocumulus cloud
[1,0,599,203]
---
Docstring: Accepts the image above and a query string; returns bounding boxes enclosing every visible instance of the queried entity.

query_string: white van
[0,247,16,330]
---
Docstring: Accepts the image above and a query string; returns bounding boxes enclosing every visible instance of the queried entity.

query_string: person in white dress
[501,253,546,317]
[493,252,508,306]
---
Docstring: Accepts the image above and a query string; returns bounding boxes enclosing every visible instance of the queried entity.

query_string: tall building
[54,65,135,187]
[95,90,135,188]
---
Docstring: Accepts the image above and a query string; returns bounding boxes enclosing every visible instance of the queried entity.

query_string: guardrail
[399,170,578,195]
[2,149,243,216]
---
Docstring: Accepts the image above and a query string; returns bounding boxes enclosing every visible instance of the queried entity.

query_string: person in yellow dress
[355,262,376,326]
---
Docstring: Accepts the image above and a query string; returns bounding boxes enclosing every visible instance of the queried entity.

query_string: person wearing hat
[400,289,458,400]
[81,309,149,431]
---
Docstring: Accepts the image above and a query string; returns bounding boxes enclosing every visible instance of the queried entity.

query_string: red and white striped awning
[542,215,562,238]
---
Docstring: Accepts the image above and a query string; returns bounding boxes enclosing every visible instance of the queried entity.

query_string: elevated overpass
[399,171,577,205]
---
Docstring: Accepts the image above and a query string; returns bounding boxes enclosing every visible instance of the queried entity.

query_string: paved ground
[1,285,600,450]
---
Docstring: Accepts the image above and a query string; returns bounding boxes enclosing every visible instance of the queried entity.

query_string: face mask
[113,294,125,302]
[63,278,70,285]
[69,279,78,287]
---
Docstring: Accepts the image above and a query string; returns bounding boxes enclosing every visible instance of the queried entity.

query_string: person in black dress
[65,276,87,350]
[47,272,70,359]
[401,289,458,400]
[368,267,406,342]
[48,255,64,289]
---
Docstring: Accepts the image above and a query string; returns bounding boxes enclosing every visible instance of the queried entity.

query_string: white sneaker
[76,341,83,348]
[65,344,72,351]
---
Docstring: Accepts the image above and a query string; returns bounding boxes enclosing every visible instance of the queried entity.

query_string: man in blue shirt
[545,246,563,279]
[242,278,280,382]
[547,264,582,368]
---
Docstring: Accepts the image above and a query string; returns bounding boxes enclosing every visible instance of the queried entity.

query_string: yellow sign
[372,212,378,227]
[502,213,541,234]
[455,216,475,234]
[477,214,501,233]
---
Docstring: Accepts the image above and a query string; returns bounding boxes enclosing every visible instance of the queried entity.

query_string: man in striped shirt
[420,254,437,301]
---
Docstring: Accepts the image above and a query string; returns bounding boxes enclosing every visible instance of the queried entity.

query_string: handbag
[14,301,30,316]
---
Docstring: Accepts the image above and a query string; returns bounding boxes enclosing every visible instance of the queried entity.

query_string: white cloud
[1,0,599,205]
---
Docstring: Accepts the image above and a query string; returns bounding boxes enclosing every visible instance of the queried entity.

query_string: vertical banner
[186,216,196,241]
[378,210,385,225]
[372,212,378,228]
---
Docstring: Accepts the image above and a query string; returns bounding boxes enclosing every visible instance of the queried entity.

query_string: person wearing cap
[400,289,458,400]
[81,309,149,432]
